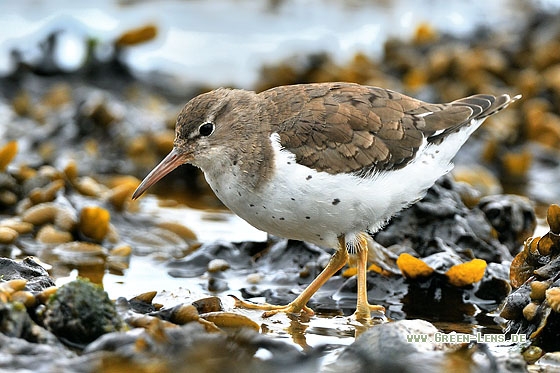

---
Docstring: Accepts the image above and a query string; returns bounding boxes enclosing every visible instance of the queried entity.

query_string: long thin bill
[132,148,188,200]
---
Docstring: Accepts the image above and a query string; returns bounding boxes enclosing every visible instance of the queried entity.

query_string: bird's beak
[132,148,189,200]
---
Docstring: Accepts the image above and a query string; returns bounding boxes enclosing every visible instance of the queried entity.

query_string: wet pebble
[207,258,230,273]
[21,202,78,232]
[0,226,18,244]
[36,225,73,244]
[79,205,110,242]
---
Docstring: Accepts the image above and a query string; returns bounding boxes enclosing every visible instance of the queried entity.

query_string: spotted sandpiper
[132,82,519,322]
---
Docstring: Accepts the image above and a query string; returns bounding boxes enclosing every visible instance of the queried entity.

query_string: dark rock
[43,278,123,347]
[0,257,55,292]
[167,240,258,278]
[478,194,536,254]
[0,333,77,373]
[374,177,513,263]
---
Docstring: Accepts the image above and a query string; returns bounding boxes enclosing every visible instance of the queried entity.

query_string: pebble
[0,226,18,244]
[207,258,230,273]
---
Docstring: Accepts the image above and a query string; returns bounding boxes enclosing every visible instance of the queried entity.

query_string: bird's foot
[353,303,386,324]
[230,295,314,318]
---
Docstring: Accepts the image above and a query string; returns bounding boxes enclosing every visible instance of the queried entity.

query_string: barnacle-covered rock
[43,278,123,346]
[502,204,560,349]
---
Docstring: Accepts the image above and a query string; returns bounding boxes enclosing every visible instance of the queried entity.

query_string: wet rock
[82,322,320,373]
[127,291,160,314]
[0,333,77,372]
[374,177,518,263]
[478,194,536,254]
[192,296,223,313]
[167,240,261,278]
[43,278,123,347]
[326,319,525,373]
[0,301,60,345]
[0,257,55,292]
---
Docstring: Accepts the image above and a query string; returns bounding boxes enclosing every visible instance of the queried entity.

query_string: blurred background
[1,0,560,364]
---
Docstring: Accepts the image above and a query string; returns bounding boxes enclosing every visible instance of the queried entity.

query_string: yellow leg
[354,233,385,322]
[233,237,349,318]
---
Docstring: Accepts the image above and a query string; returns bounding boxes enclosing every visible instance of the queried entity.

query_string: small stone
[169,304,200,325]
[199,312,260,332]
[79,206,111,242]
[0,227,18,244]
[28,179,65,204]
[157,222,197,241]
[110,244,132,257]
[36,224,73,244]
[547,204,560,234]
[246,272,263,284]
[11,290,36,308]
[192,297,223,313]
[21,202,78,232]
[0,218,33,234]
[207,258,230,273]
[132,291,158,305]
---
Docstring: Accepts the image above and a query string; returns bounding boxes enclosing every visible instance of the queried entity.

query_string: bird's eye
[198,122,214,137]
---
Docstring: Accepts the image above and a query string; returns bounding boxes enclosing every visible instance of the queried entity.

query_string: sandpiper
[133,82,519,322]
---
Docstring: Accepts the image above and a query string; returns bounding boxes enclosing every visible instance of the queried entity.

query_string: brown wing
[260,82,495,174]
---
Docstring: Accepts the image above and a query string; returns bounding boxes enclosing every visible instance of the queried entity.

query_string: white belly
[203,128,479,249]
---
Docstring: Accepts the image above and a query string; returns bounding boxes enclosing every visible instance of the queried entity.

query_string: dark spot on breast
[238,191,242,196]
[287,161,291,165]
[332,198,341,205]
[291,198,295,201]
[262,206,267,209]
[272,216,275,219]
[233,160,238,165]
[279,217,285,220]
[306,175,312,180]
[305,216,310,219]
[249,204,254,207]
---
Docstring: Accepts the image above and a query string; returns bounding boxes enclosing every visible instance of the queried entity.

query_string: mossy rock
[43,278,123,346]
